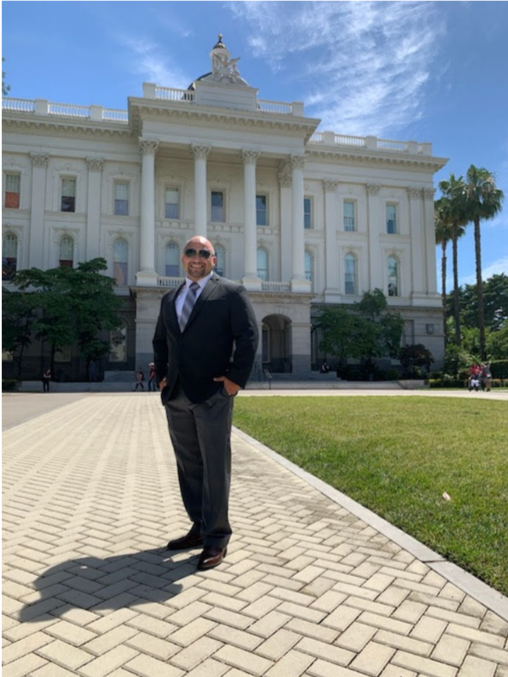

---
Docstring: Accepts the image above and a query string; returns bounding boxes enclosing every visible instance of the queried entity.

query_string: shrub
[490,360,508,379]
[2,379,18,391]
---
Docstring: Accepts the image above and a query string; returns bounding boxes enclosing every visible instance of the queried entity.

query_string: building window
[114,182,129,216]
[256,195,268,226]
[2,232,18,280]
[344,253,357,295]
[165,189,179,219]
[305,249,313,286]
[304,197,313,229]
[386,204,397,234]
[59,235,74,268]
[211,191,225,222]
[61,178,76,212]
[388,255,399,296]
[257,248,269,281]
[165,242,180,277]
[215,244,225,277]
[113,238,128,286]
[344,200,355,232]
[110,321,127,362]
[4,174,20,209]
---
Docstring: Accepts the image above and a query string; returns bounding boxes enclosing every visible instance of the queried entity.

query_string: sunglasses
[184,248,213,260]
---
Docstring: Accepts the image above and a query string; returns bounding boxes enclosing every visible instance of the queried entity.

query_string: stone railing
[309,131,432,155]
[261,281,291,293]
[2,98,129,123]
[157,277,184,289]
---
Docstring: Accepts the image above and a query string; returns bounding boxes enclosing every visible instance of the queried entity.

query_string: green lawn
[234,396,508,596]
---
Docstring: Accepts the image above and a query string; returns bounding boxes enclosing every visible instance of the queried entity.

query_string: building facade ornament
[85,157,104,172]
[30,153,49,168]
[208,34,248,86]
[323,180,339,193]
[366,183,381,194]
[289,155,306,170]
[423,188,436,199]
[139,139,159,155]
[407,187,423,198]
[190,144,211,160]
[241,149,260,165]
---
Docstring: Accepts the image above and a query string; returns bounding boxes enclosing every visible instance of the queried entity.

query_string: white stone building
[2,36,447,380]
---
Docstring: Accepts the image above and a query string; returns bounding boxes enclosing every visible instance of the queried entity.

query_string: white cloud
[230,1,445,136]
[117,35,192,91]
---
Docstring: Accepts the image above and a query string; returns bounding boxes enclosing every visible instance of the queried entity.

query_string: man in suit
[153,235,259,570]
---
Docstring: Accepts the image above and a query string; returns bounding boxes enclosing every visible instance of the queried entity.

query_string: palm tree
[438,175,468,345]
[434,199,451,342]
[464,165,504,359]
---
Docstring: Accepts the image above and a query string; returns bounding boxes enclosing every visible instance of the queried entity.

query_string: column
[408,187,426,304]
[85,158,104,261]
[423,187,439,299]
[29,153,49,269]
[366,183,381,289]
[242,149,261,289]
[290,155,309,292]
[191,144,210,237]
[279,171,292,282]
[137,139,159,286]
[323,180,340,301]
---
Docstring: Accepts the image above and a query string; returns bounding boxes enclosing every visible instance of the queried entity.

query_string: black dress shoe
[197,546,227,571]
[166,530,204,551]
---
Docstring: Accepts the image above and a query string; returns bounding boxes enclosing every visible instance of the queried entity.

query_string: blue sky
[3,1,507,289]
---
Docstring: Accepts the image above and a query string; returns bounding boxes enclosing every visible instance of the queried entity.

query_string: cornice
[128,97,320,142]
[2,115,132,140]
[306,147,448,171]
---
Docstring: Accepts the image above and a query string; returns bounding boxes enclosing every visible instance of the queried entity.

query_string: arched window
[305,249,314,288]
[2,232,18,280]
[388,255,399,296]
[109,320,127,362]
[165,242,180,277]
[344,253,357,295]
[113,238,128,286]
[59,235,74,268]
[215,244,225,277]
[257,248,269,281]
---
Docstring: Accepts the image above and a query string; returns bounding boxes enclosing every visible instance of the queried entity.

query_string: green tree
[11,258,123,376]
[464,165,504,359]
[437,175,468,345]
[487,324,508,361]
[3,57,11,96]
[434,198,451,342]
[315,289,404,378]
[399,344,434,378]
[2,288,36,376]
[449,274,508,333]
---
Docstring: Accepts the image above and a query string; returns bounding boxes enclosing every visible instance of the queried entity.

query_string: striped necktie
[179,282,200,331]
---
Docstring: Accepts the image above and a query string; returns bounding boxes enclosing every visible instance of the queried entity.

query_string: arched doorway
[262,314,292,373]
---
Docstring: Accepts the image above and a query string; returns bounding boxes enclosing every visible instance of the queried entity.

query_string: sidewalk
[3,392,508,677]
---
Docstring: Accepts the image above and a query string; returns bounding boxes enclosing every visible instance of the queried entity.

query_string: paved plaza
[3,391,508,677]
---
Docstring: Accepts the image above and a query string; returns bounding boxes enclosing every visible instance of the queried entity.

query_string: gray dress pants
[165,384,235,549]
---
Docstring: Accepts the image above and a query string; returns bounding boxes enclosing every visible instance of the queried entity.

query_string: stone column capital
[190,144,211,160]
[423,188,436,200]
[278,172,292,188]
[30,153,49,168]
[323,180,339,193]
[139,139,159,155]
[242,149,260,165]
[407,187,423,199]
[366,183,381,195]
[85,157,104,172]
[289,155,306,171]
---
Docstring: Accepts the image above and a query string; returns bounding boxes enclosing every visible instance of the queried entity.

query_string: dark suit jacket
[153,273,259,405]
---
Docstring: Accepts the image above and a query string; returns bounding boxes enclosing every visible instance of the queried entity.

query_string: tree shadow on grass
[18,547,201,623]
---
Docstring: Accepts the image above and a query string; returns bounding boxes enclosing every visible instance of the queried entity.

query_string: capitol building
[2,36,447,380]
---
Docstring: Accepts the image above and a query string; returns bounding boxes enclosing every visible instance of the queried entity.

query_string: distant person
[89,359,97,382]
[148,362,157,391]
[42,368,51,393]
[320,360,330,373]
[134,367,145,391]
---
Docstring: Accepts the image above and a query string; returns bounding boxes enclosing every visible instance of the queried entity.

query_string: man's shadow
[18,547,199,623]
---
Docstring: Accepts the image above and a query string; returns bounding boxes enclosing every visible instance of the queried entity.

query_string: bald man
[153,236,259,570]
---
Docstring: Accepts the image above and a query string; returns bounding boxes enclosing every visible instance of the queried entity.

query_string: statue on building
[208,34,249,86]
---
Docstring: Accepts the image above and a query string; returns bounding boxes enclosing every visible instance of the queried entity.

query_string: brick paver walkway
[3,393,508,677]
